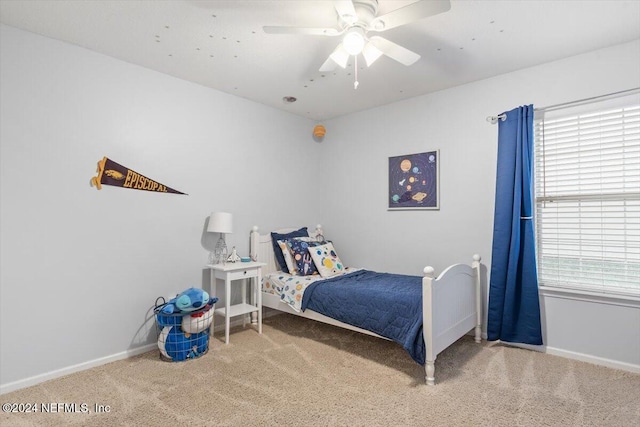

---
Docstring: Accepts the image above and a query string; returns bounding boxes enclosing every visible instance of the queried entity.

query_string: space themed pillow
[271,227,308,273]
[277,240,298,275]
[308,242,345,278]
[286,237,325,276]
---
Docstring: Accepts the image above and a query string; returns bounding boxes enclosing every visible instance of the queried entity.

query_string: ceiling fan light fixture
[343,28,365,55]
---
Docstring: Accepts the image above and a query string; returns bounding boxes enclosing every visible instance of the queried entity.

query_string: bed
[249,225,483,385]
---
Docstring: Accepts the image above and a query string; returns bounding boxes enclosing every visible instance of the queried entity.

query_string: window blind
[534,93,640,296]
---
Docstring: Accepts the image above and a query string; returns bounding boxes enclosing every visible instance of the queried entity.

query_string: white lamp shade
[207,212,233,234]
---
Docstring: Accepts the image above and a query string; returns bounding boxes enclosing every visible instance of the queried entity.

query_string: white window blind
[534,92,640,297]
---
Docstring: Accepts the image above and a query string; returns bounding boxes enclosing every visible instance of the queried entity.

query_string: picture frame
[388,150,439,210]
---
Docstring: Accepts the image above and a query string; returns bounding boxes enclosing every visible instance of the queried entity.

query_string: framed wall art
[388,150,439,210]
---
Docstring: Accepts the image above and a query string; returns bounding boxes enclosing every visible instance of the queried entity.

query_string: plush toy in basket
[161,287,216,314]
[155,287,217,362]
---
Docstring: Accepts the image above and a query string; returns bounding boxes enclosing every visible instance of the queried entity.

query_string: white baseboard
[6,314,634,395]
[480,332,640,374]
[542,346,640,373]
[0,343,157,395]
[1,312,281,395]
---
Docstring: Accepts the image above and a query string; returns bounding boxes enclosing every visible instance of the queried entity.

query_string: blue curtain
[487,105,543,345]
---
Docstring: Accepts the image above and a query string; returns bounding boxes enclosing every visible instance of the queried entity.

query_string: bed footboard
[422,255,482,385]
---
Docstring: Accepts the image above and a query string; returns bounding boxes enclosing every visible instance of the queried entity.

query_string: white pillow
[277,240,298,275]
[308,242,345,278]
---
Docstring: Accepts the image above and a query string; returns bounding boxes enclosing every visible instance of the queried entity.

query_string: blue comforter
[301,270,425,365]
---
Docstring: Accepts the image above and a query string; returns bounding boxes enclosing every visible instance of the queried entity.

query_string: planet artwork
[388,150,439,209]
[400,159,412,172]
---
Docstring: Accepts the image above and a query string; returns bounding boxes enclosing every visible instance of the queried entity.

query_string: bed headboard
[250,224,324,275]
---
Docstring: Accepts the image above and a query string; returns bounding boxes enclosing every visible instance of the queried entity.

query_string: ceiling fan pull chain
[354,55,359,90]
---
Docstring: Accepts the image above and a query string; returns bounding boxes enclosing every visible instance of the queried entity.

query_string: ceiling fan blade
[263,26,341,36]
[362,42,383,67]
[320,44,350,72]
[370,0,451,32]
[334,0,358,25]
[368,36,420,66]
[319,57,338,72]
[329,43,350,69]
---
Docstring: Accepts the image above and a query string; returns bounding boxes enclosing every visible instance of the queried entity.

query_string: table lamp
[207,212,233,264]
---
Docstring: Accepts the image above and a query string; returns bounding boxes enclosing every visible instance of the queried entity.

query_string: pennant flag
[90,157,187,195]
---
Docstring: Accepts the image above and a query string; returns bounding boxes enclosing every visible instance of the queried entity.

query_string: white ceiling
[1,0,639,121]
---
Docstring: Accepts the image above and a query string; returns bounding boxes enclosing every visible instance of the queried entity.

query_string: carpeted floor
[2,314,639,426]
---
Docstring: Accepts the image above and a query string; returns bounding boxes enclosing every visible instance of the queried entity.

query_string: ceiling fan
[263,0,451,85]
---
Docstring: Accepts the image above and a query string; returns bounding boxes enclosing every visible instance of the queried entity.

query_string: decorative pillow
[308,242,345,278]
[286,237,325,276]
[277,240,298,275]
[271,227,308,273]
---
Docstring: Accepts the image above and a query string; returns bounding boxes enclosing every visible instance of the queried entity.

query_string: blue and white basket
[154,297,216,362]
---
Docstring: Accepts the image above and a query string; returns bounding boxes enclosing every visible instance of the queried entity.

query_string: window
[534,91,640,297]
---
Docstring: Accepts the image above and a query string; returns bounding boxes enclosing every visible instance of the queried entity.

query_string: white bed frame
[250,225,482,385]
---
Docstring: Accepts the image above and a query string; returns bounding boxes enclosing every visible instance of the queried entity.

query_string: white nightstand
[206,261,266,344]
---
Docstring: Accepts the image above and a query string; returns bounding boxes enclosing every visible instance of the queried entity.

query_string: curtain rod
[485,87,640,124]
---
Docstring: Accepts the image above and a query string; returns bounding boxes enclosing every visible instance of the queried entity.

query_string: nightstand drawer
[227,268,259,281]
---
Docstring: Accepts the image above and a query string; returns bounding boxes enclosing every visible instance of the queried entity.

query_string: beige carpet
[2,314,639,427]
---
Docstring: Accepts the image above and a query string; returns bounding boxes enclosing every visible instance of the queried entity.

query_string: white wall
[0,24,320,390]
[2,22,638,392]
[320,39,640,369]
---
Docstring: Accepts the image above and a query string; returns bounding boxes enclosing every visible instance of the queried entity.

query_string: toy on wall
[312,124,326,143]
[90,156,187,195]
[155,288,217,362]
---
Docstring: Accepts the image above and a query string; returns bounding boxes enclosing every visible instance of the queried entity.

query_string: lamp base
[214,235,228,264]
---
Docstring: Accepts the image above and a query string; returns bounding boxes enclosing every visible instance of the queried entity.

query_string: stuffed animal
[181,304,214,334]
[156,287,218,361]
[161,287,216,314]
[156,310,182,329]
[158,327,209,362]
